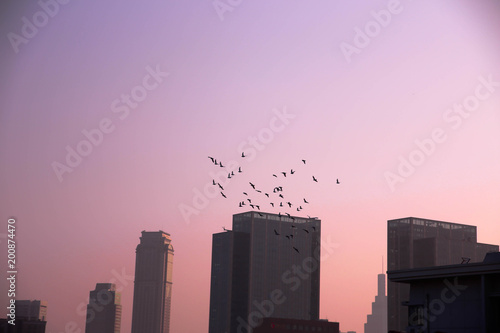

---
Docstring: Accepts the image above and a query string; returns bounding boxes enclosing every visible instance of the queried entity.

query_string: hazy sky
[1,1,500,332]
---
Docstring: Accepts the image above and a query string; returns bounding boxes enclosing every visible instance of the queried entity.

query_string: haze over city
[1,1,500,332]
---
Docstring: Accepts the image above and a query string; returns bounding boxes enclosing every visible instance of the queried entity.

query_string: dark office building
[0,300,48,333]
[209,211,321,333]
[131,231,174,333]
[85,283,121,333]
[388,251,500,333]
[254,317,339,333]
[387,217,498,332]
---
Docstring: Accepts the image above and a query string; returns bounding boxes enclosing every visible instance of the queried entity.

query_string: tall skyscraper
[16,300,47,321]
[209,211,321,333]
[387,217,499,332]
[364,274,387,333]
[84,283,121,333]
[131,231,174,333]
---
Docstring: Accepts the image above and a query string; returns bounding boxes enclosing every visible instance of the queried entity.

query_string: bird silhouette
[239,202,242,207]
[302,228,309,234]
[220,162,224,168]
[212,179,216,185]
[281,172,287,177]
[270,203,274,207]
[279,194,284,199]
[247,198,252,203]
[256,190,262,193]
[256,205,260,210]
[274,229,280,236]
[265,193,269,197]
[290,169,295,175]
[238,167,242,173]
[241,152,246,157]
[280,202,283,207]
[287,202,292,207]
[258,212,264,217]
[249,182,256,189]
[336,178,340,184]
[208,156,215,163]
[250,204,254,208]
[302,159,306,164]
[221,192,226,198]
[285,235,290,240]
[243,192,248,196]
[218,183,224,190]
[312,176,318,182]
[293,247,300,254]
[223,226,228,231]
[311,226,316,231]
[231,171,235,176]
[273,174,278,178]
[303,198,309,204]
[228,173,231,179]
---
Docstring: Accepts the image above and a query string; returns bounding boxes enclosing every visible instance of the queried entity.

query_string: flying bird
[221,192,226,198]
[256,205,260,210]
[273,174,278,178]
[302,159,306,164]
[228,173,231,179]
[220,162,224,168]
[265,193,269,197]
[336,178,340,184]
[250,204,255,209]
[208,156,215,163]
[311,226,316,231]
[290,169,295,175]
[293,247,300,254]
[279,194,284,199]
[274,229,280,236]
[218,183,224,190]
[256,189,262,193]
[212,179,216,185]
[241,152,246,157]
[312,176,318,182]
[270,203,274,207]
[238,167,242,173]
[303,198,309,204]
[302,228,309,234]
[243,192,248,196]
[222,226,228,231]
[249,182,256,189]
[281,172,287,177]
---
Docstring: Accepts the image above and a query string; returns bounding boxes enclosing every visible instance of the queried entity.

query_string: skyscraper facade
[364,274,387,333]
[84,283,121,333]
[387,217,498,332]
[209,211,321,333]
[131,231,174,333]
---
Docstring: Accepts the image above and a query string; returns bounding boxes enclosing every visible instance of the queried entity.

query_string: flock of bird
[208,153,340,254]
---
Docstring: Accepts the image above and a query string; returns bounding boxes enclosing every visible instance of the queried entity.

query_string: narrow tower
[131,231,174,333]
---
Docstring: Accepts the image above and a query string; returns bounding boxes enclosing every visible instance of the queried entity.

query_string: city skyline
[1,1,500,332]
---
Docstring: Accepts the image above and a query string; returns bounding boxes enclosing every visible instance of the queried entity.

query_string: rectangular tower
[209,211,321,333]
[387,217,498,332]
[131,231,174,333]
[85,283,121,333]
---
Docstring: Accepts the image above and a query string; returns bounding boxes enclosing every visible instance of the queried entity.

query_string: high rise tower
[387,217,498,332]
[131,231,174,333]
[209,211,321,333]
[364,274,387,333]
[85,283,121,333]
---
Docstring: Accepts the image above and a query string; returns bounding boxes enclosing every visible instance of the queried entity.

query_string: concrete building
[254,318,339,333]
[15,300,47,321]
[387,217,498,332]
[209,211,321,333]
[85,283,121,333]
[364,274,387,333]
[1,300,48,333]
[388,251,500,333]
[131,231,174,333]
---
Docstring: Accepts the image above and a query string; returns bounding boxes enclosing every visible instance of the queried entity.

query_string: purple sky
[1,1,500,332]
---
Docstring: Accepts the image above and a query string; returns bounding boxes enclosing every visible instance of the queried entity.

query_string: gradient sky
[1,1,500,332]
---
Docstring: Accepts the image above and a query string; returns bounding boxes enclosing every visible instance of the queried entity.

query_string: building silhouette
[254,317,339,333]
[131,231,174,333]
[85,283,121,333]
[364,273,387,333]
[0,300,48,333]
[388,251,500,332]
[387,217,499,332]
[209,211,321,333]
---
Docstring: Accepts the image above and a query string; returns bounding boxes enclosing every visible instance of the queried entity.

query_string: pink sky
[1,1,500,332]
